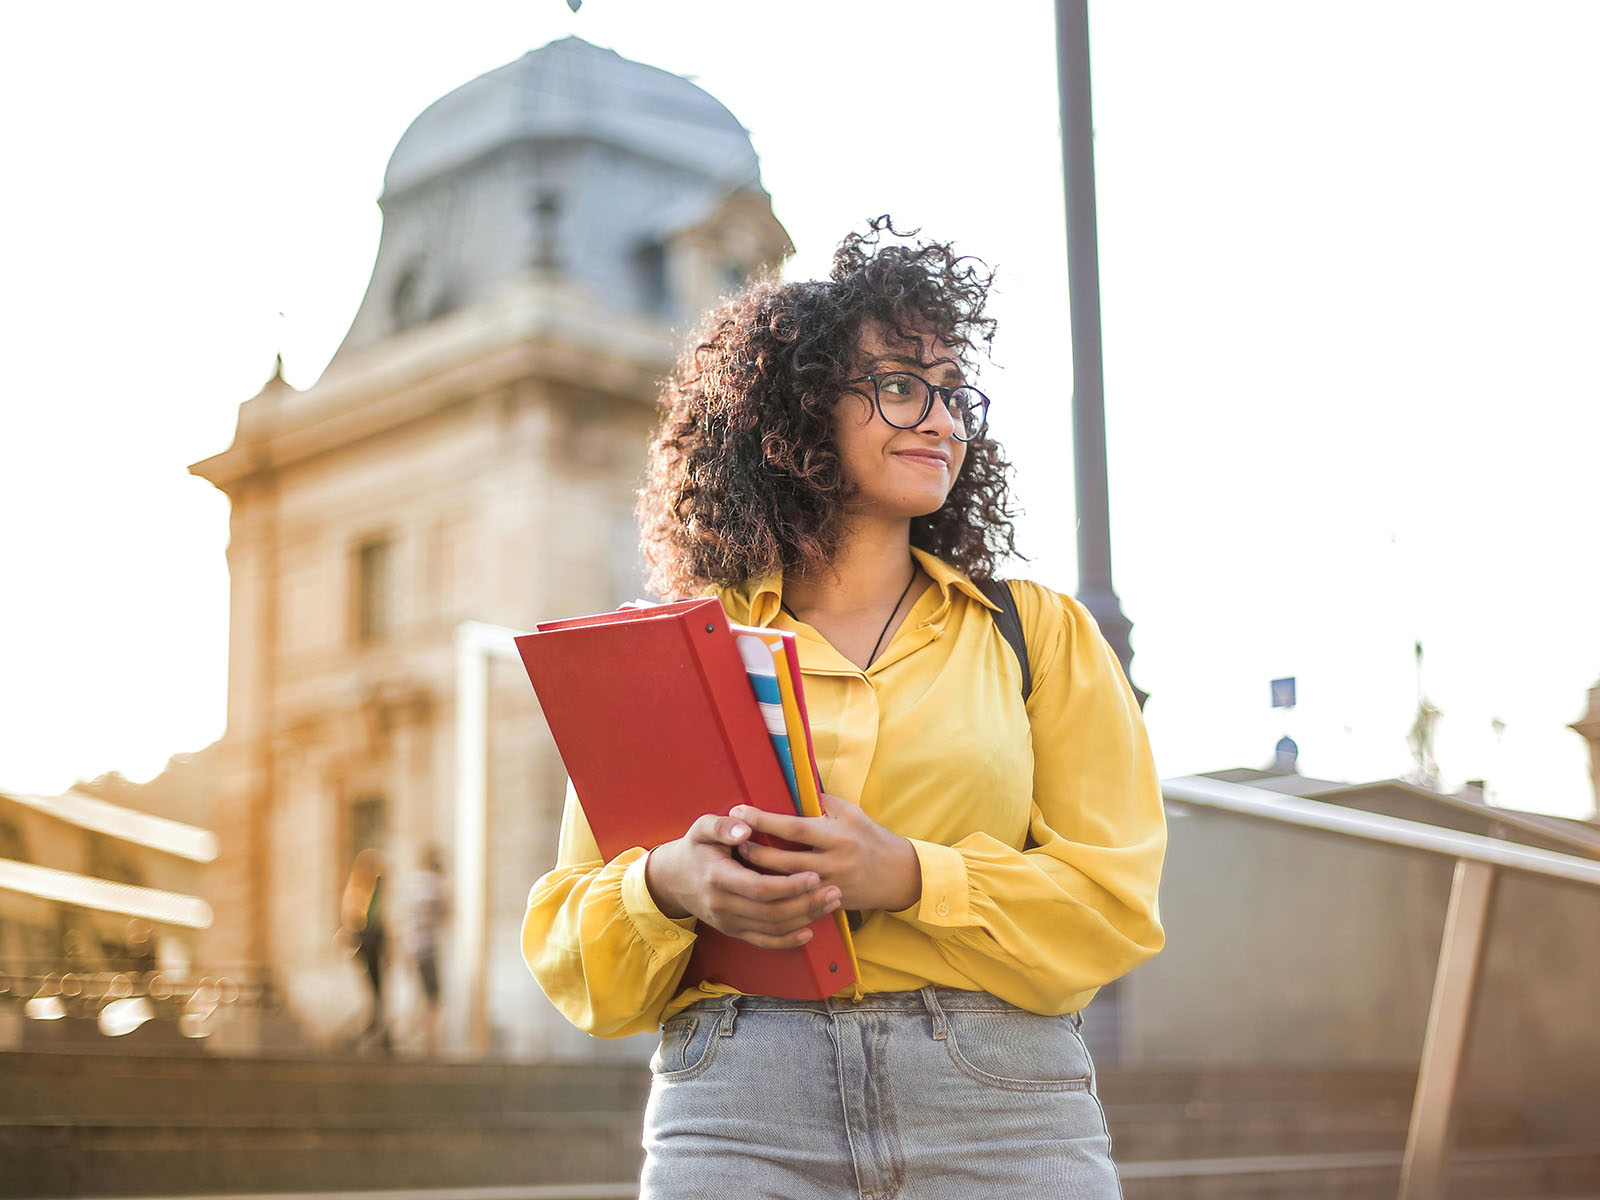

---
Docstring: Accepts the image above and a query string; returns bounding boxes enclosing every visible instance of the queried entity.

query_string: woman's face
[833,321,969,523]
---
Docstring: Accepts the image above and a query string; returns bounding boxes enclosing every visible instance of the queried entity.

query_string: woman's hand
[730,795,922,914]
[644,812,843,949]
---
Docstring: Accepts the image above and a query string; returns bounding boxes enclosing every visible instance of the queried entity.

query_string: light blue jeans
[640,987,1122,1199]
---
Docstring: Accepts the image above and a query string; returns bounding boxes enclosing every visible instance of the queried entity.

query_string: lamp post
[1056,0,1144,707]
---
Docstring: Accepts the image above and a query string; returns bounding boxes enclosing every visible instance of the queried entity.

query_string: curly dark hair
[638,216,1020,598]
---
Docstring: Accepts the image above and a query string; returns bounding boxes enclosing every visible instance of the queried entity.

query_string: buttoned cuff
[888,839,972,935]
[621,852,698,956]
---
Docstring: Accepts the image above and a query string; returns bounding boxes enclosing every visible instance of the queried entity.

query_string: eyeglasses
[844,372,991,442]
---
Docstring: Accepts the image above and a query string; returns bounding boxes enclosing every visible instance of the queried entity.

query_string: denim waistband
[680,986,1050,1018]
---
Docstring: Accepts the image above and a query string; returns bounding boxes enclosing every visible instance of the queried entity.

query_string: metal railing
[0,961,278,1042]
[1162,774,1600,1200]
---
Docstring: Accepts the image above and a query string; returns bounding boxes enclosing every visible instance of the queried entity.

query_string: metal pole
[1398,858,1498,1200]
[454,625,491,1056]
[1056,0,1144,706]
[451,621,528,1057]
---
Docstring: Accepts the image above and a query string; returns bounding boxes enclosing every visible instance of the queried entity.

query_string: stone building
[189,37,790,1056]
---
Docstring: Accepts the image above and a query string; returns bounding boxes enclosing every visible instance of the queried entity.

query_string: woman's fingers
[718,886,840,929]
[730,926,816,950]
[818,792,861,819]
[669,805,862,941]
[737,840,823,877]
[707,851,816,897]
[685,811,754,848]
[728,804,837,848]
[710,885,842,941]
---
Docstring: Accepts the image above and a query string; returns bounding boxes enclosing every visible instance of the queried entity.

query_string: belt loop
[718,992,740,1037]
[920,986,948,1041]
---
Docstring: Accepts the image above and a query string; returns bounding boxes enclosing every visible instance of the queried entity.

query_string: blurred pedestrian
[402,844,449,1055]
[340,847,390,1052]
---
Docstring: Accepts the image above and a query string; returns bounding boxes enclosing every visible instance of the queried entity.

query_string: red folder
[514,597,854,999]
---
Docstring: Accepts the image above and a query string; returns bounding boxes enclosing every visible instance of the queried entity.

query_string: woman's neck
[782,520,917,622]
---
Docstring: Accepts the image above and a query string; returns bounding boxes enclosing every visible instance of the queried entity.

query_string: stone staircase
[1101,1065,1595,1199]
[1,1049,1596,1199]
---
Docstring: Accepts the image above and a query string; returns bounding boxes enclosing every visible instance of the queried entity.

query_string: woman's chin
[850,497,951,525]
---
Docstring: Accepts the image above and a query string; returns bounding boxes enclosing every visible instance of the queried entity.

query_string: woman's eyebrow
[868,355,965,383]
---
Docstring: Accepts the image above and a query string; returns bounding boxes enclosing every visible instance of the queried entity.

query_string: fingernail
[729,823,749,839]
[825,898,841,913]
[797,930,813,944]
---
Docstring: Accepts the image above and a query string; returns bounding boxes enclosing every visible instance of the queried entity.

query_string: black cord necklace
[782,564,918,668]
[867,567,919,666]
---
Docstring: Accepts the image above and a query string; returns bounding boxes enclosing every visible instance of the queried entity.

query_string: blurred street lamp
[24,973,67,1021]
[98,975,154,1038]
[178,976,235,1038]
[1056,0,1144,706]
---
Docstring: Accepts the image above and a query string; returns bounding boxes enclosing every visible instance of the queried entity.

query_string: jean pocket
[942,1010,1092,1093]
[649,1013,720,1080]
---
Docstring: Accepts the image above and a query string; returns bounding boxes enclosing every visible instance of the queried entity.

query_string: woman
[523,218,1165,1198]
[341,847,390,1052]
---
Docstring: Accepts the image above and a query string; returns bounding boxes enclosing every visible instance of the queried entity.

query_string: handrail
[1161,773,1599,1200]
[1162,775,1600,888]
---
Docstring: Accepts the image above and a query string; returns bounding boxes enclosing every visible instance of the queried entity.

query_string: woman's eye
[879,374,916,397]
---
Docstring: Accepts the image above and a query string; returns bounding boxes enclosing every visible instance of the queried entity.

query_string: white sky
[1,2,1596,818]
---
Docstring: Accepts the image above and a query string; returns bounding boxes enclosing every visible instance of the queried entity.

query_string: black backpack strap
[976,578,1032,702]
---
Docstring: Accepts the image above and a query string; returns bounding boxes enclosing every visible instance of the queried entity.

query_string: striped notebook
[731,623,861,983]
[733,628,801,814]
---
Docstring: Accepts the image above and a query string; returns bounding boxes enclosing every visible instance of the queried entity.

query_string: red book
[515,597,855,999]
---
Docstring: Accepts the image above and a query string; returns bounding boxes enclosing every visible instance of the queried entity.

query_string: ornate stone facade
[190,38,789,1056]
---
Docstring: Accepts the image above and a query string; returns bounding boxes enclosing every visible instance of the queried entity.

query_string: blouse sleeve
[520,780,700,1037]
[888,585,1167,1013]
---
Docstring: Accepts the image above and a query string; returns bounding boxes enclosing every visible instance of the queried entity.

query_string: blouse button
[936,901,950,917]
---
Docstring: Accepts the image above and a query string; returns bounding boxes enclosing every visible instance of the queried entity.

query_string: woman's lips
[894,451,950,469]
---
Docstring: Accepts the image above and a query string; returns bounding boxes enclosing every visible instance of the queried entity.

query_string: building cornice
[0,788,218,863]
[191,276,675,494]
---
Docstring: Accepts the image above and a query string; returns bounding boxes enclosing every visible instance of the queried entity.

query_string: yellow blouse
[521,548,1166,1037]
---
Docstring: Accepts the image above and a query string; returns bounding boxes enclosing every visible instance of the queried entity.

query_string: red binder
[514,597,855,999]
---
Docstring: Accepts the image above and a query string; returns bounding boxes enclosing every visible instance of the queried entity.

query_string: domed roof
[383,36,761,197]
[327,36,787,367]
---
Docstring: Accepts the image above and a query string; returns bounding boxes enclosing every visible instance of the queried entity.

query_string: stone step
[1096,1064,1419,1107]
[67,1191,641,1200]
[1120,1149,1404,1200]
[2,1050,1582,1199]
[0,1051,651,1122]
[1119,1146,1600,1200]
[1,1051,1421,1115]
[4,1123,1593,1200]
[0,1116,644,1198]
[1448,1145,1600,1199]
[1104,1101,1525,1161]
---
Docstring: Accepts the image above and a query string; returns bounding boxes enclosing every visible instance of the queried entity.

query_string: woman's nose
[917,393,957,437]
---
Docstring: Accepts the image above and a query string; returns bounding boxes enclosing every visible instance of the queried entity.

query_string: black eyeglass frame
[844,372,991,442]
